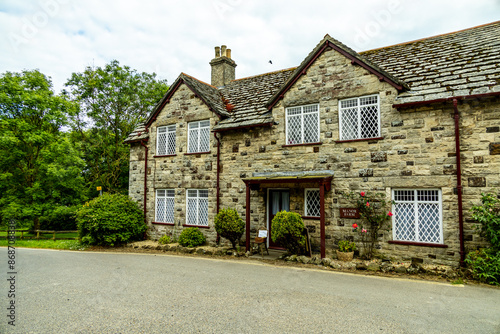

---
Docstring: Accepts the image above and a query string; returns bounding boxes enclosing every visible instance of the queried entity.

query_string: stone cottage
[125,21,500,266]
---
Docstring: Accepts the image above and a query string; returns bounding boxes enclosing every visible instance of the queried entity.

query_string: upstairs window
[156,189,175,224]
[285,104,320,145]
[392,189,443,244]
[157,125,176,156]
[339,95,380,140]
[188,120,210,153]
[186,189,209,227]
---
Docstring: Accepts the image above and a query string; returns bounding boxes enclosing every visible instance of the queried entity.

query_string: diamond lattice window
[285,104,319,145]
[156,189,175,223]
[392,189,442,244]
[157,125,176,156]
[339,95,380,140]
[305,189,320,217]
[188,120,210,153]
[186,189,209,226]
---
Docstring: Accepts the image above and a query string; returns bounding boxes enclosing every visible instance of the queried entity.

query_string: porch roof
[243,170,334,187]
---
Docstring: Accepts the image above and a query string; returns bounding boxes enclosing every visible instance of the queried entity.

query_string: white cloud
[1,0,498,93]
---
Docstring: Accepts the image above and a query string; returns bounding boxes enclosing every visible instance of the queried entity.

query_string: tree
[65,60,168,194]
[0,70,85,229]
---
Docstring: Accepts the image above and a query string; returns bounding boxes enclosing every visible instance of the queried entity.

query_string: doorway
[268,189,290,249]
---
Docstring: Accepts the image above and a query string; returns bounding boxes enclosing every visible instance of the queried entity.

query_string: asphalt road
[1,248,499,334]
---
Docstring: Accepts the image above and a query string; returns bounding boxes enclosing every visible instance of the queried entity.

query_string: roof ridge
[180,72,217,88]
[230,67,297,83]
[361,20,500,53]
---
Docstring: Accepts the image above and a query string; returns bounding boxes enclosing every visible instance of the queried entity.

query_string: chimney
[210,45,237,87]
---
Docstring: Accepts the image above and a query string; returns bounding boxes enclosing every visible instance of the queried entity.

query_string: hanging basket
[336,250,354,261]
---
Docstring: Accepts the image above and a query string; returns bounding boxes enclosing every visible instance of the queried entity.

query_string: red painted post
[245,183,251,252]
[320,182,325,259]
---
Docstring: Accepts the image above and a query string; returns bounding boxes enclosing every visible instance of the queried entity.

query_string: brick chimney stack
[210,45,237,87]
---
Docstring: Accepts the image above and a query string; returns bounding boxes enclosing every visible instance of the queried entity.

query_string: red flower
[387,211,393,217]
[366,202,370,207]
[352,223,358,229]
[360,192,365,197]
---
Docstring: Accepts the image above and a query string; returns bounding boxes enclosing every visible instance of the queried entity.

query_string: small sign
[96,186,102,191]
[339,208,360,219]
[258,230,268,238]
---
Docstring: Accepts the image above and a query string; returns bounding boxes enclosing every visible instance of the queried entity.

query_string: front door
[268,189,290,249]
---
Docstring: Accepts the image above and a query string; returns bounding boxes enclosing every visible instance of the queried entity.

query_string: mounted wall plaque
[339,208,360,219]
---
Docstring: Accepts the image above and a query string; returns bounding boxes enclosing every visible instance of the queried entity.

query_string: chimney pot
[221,45,227,57]
[215,46,220,57]
[210,44,236,87]
[226,49,231,59]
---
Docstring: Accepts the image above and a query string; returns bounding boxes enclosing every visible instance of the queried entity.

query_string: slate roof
[362,21,500,104]
[125,21,500,142]
[123,122,148,143]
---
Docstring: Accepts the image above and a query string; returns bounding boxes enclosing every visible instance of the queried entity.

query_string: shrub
[271,211,306,254]
[214,208,244,248]
[465,249,500,285]
[158,235,171,245]
[178,227,206,248]
[39,205,79,231]
[76,193,146,246]
[338,240,356,252]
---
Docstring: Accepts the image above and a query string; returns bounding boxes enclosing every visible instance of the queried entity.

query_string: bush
[271,211,306,254]
[465,249,500,285]
[158,235,171,245]
[338,240,356,252]
[178,227,206,248]
[471,192,500,250]
[214,208,244,248]
[76,193,146,246]
[39,205,79,231]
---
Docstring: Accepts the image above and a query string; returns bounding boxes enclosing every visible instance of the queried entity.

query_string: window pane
[157,132,167,155]
[199,127,210,152]
[167,131,176,155]
[156,197,165,222]
[340,107,358,140]
[340,95,379,140]
[303,113,319,143]
[188,128,198,153]
[187,198,197,225]
[166,197,175,223]
[360,105,379,138]
[198,198,208,226]
[287,115,302,145]
[417,203,440,243]
[306,190,320,217]
[394,202,416,241]
[187,189,198,197]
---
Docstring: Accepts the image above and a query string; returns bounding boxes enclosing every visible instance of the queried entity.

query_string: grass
[0,231,79,239]
[0,239,87,251]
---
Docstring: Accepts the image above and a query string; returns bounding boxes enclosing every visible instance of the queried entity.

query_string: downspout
[139,140,149,238]
[452,99,466,267]
[214,132,221,244]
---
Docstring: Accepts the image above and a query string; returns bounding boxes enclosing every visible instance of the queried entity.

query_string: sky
[1,0,499,93]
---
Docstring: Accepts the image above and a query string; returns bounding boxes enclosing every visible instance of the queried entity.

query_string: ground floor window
[392,189,443,243]
[156,189,175,224]
[186,189,209,226]
[304,189,320,217]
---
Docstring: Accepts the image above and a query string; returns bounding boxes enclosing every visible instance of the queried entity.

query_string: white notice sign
[258,230,268,238]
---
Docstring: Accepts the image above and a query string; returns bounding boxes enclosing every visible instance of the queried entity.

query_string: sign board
[96,186,102,191]
[258,230,268,238]
[339,208,360,219]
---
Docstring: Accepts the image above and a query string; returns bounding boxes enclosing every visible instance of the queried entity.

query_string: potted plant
[336,240,356,261]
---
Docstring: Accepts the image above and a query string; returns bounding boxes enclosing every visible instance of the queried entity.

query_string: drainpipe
[214,132,221,244]
[139,140,149,238]
[452,98,466,267]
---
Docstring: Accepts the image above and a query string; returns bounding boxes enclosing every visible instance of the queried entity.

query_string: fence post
[37,230,40,240]
[53,231,56,240]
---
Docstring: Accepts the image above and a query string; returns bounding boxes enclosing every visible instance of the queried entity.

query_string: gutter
[214,132,222,244]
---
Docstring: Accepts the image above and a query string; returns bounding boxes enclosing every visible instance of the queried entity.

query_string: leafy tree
[214,208,244,248]
[65,60,168,194]
[0,70,85,229]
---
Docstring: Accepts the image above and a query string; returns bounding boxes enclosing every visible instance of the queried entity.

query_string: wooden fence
[1,230,79,241]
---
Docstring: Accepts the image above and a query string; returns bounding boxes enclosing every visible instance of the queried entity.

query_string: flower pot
[336,250,354,261]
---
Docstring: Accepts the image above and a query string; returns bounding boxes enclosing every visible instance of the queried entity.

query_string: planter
[336,250,354,261]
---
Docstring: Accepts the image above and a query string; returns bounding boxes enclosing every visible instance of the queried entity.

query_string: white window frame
[304,188,320,217]
[392,189,443,244]
[186,189,209,227]
[187,120,210,153]
[155,189,175,224]
[156,125,176,156]
[285,104,320,145]
[339,94,380,140]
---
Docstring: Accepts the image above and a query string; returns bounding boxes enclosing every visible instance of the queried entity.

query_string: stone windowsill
[335,137,384,144]
[182,224,210,229]
[388,240,448,248]
[152,222,175,226]
[153,154,176,158]
[282,142,322,148]
[184,151,211,156]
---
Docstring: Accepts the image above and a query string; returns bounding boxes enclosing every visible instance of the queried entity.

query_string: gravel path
[2,248,499,333]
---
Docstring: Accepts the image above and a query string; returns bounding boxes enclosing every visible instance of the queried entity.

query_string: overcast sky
[1,0,499,93]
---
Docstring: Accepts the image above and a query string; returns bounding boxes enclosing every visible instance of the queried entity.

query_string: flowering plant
[338,239,356,252]
[343,191,394,259]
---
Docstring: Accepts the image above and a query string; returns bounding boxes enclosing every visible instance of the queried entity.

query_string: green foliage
[471,192,500,250]
[271,211,306,255]
[39,205,79,231]
[466,193,500,285]
[343,191,393,259]
[338,240,356,252]
[76,193,146,246]
[0,239,86,250]
[65,60,169,194]
[214,208,244,248]
[465,249,500,285]
[0,70,86,229]
[178,227,206,248]
[158,235,171,245]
